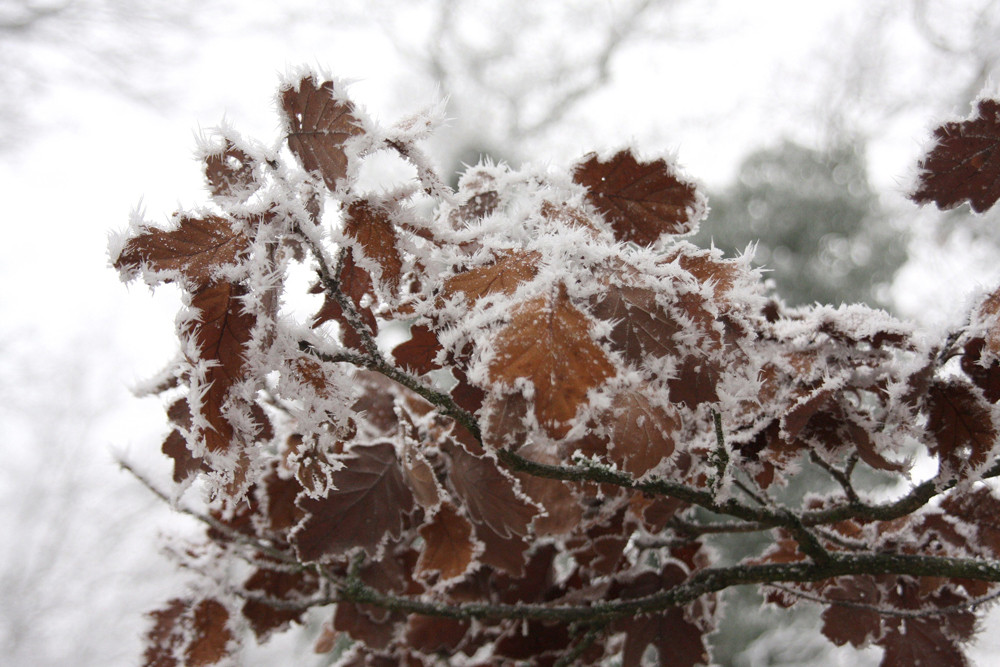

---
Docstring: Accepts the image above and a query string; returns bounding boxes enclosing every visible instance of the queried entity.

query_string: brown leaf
[962,338,1000,402]
[489,284,614,438]
[926,379,997,477]
[162,428,204,484]
[184,282,256,453]
[344,200,404,290]
[293,442,417,560]
[513,442,583,536]
[573,149,703,244]
[204,139,258,200]
[667,355,721,408]
[604,390,680,477]
[401,441,441,508]
[405,616,471,655]
[912,98,1000,213]
[592,281,719,368]
[144,598,233,667]
[392,324,443,374]
[241,568,318,640]
[445,440,539,539]
[281,76,366,191]
[115,215,250,286]
[819,577,883,648]
[417,502,477,581]
[611,565,711,667]
[942,486,1000,558]
[440,250,540,305]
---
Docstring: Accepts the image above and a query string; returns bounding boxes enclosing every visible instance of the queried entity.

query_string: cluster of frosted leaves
[112,70,1000,666]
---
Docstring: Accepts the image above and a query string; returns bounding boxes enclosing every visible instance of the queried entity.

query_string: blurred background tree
[695,139,905,307]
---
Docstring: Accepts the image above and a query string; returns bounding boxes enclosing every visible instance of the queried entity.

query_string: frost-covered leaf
[440,250,540,305]
[343,199,403,290]
[489,284,614,438]
[416,502,476,581]
[912,98,1000,213]
[241,568,318,641]
[184,282,256,454]
[512,442,583,536]
[114,215,250,286]
[144,598,234,667]
[204,138,259,201]
[610,565,711,667]
[926,379,997,477]
[605,390,680,476]
[281,76,367,192]
[573,149,704,243]
[392,323,443,374]
[445,440,539,539]
[819,577,883,647]
[292,442,416,560]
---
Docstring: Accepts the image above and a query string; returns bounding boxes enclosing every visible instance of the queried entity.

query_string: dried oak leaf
[184,281,256,453]
[573,148,704,244]
[440,250,540,305]
[819,576,884,648]
[241,568,318,641]
[343,199,404,290]
[926,379,997,477]
[416,502,477,582]
[144,598,233,667]
[445,440,539,539]
[489,284,614,438]
[204,139,258,200]
[391,323,443,374]
[942,486,1000,558]
[604,390,680,477]
[281,76,366,192]
[292,442,416,561]
[592,281,719,366]
[115,215,250,286]
[879,582,976,667]
[912,98,1000,213]
[512,442,583,536]
[963,338,1000,403]
[610,564,711,667]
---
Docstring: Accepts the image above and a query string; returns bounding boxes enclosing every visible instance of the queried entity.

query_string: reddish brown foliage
[115,72,1000,667]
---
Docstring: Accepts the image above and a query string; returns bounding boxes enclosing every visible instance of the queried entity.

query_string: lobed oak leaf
[144,598,234,667]
[391,323,443,375]
[115,215,250,287]
[440,250,540,305]
[445,440,539,539]
[610,564,711,667]
[292,442,417,561]
[241,568,319,640]
[489,284,614,438]
[573,148,704,244]
[281,76,366,192]
[405,616,471,655]
[416,502,477,582]
[926,379,997,477]
[512,442,583,536]
[819,577,883,648]
[963,338,1000,402]
[184,281,256,454]
[667,355,721,408]
[912,98,1000,213]
[203,139,259,201]
[942,486,1000,558]
[604,390,680,477]
[343,199,404,290]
